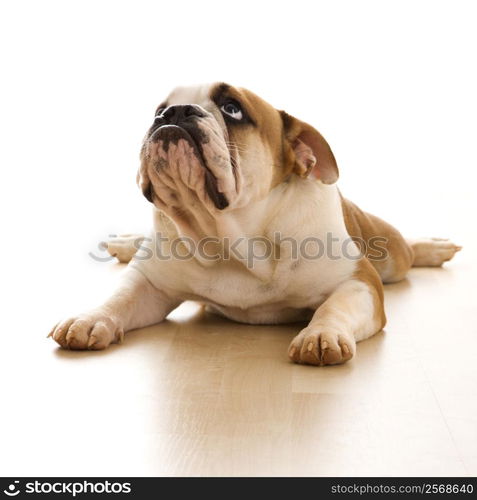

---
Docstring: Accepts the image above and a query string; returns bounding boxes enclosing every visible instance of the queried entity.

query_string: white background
[1,0,477,477]
[1,0,476,353]
[1,0,476,250]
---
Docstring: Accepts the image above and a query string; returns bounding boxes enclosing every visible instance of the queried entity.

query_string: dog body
[135,176,357,326]
[50,83,461,365]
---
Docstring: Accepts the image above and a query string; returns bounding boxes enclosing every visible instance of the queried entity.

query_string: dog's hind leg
[341,198,462,282]
[407,237,462,267]
[102,233,145,263]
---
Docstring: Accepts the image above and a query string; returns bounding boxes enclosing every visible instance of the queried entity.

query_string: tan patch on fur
[352,258,387,331]
[208,84,294,188]
[341,196,414,283]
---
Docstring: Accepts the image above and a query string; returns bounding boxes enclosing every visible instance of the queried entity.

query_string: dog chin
[144,130,230,211]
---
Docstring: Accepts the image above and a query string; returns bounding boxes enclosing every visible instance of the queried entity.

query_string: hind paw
[409,237,462,267]
[101,234,145,263]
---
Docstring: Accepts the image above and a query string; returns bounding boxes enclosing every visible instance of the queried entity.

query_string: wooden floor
[1,243,476,477]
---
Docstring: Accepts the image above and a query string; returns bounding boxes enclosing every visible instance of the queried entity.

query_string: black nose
[157,104,205,125]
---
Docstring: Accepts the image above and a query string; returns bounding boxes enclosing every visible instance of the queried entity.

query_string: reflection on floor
[1,253,476,476]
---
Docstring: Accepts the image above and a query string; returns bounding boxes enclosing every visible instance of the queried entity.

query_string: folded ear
[280,111,339,184]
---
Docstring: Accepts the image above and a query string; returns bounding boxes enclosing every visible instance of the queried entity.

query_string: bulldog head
[138,83,338,218]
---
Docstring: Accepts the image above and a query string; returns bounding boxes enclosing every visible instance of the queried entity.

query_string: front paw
[288,327,355,366]
[48,313,124,350]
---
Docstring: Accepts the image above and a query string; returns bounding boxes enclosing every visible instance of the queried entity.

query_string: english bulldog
[49,83,461,365]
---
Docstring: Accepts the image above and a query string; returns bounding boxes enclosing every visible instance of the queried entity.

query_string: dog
[49,82,461,365]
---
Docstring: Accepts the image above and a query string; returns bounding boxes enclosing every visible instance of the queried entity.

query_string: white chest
[187,250,354,308]
[134,180,359,323]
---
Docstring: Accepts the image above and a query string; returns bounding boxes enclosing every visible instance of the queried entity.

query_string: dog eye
[220,101,243,121]
[155,107,165,117]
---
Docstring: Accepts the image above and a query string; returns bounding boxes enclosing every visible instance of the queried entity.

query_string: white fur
[132,177,359,324]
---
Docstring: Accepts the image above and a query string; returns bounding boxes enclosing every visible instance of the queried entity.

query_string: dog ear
[280,111,339,184]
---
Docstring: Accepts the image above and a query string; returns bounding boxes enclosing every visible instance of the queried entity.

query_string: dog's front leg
[288,267,385,366]
[49,268,179,350]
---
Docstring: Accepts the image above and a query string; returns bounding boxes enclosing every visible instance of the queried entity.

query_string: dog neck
[152,176,344,280]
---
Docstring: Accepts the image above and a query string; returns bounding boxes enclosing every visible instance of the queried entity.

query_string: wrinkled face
[138,82,339,219]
